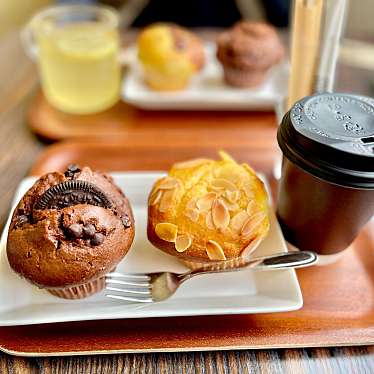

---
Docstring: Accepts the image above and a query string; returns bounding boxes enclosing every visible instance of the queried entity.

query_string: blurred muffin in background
[217,21,285,88]
[137,23,205,91]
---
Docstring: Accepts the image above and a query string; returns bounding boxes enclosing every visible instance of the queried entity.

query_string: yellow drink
[36,21,120,114]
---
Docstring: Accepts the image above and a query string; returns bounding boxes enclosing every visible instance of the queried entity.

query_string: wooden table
[0,31,373,373]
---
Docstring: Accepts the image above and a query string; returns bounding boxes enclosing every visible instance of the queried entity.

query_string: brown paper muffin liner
[181,238,264,270]
[181,257,251,270]
[222,65,267,88]
[47,276,106,299]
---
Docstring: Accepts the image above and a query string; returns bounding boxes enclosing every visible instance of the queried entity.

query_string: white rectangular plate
[121,43,289,111]
[0,172,302,326]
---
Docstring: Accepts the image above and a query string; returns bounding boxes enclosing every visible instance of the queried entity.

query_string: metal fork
[105,251,317,303]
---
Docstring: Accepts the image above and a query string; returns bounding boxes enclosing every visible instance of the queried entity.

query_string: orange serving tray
[1,140,373,356]
[27,91,277,142]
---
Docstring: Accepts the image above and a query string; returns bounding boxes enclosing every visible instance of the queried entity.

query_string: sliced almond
[218,150,235,163]
[214,164,241,182]
[241,212,266,238]
[159,189,175,212]
[224,190,240,203]
[243,184,254,198]
[158,177,180,190]
[221,198,239,212]
[241,237,263,258]
[212,198,230,230]
[173,158,213,169]
[206,240,226,260]
[210,178,237,192]
[205,211,215,230]
[246,200,255,215]
[196,192,217,212]
[149,189,163,206]
[230,210,250,233]
[186,198,197,210]
[241,163,256,176]
[189,168,206,184]
[155,223,178,242]
[185,208,200,222]
[175,234,192,252]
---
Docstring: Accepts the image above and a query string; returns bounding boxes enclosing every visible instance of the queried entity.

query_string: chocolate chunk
[121,214,131,228]
[64,164,81,178]
[34,180,112,211]
[66,223,83,239]
[90,233,104,246]
[82,224,96,238]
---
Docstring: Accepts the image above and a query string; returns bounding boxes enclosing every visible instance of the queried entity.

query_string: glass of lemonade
[23,4,120,114]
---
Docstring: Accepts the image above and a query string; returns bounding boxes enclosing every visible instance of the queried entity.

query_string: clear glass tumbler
[22,4,120,114]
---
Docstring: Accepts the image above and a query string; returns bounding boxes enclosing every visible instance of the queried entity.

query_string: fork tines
[105,272,153,303]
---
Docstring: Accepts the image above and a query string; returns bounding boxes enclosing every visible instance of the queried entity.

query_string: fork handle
[180,251,317,281]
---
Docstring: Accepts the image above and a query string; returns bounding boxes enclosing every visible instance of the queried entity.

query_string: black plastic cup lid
[278,93,374,189]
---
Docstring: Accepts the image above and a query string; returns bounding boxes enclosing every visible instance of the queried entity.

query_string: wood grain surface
[0,347,374,373]
[0,31,42,231]
[1,30,374,373]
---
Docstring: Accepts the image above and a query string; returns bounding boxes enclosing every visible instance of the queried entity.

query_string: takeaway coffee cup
[277,93,374,262]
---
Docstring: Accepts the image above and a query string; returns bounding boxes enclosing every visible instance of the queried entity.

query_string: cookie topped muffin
[147,152,270,269]
[137,23,205,91]
[217,21,285,87]
[7,165,135,299]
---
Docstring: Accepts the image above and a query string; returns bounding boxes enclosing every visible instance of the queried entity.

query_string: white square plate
[0,172,302,326]
[121,43,289,111]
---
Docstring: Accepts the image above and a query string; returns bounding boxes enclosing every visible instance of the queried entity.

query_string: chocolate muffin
[216,21,285,87]
[6,165,135,299]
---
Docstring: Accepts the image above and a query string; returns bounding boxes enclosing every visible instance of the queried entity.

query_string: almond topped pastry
[147,152,270,269]
[137,23,205,91]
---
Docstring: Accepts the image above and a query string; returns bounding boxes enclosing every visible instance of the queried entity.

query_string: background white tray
[0,172,302,326]
[121,44,289,111]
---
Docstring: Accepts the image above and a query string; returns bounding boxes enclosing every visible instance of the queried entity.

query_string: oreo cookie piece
[34,180,112,211]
